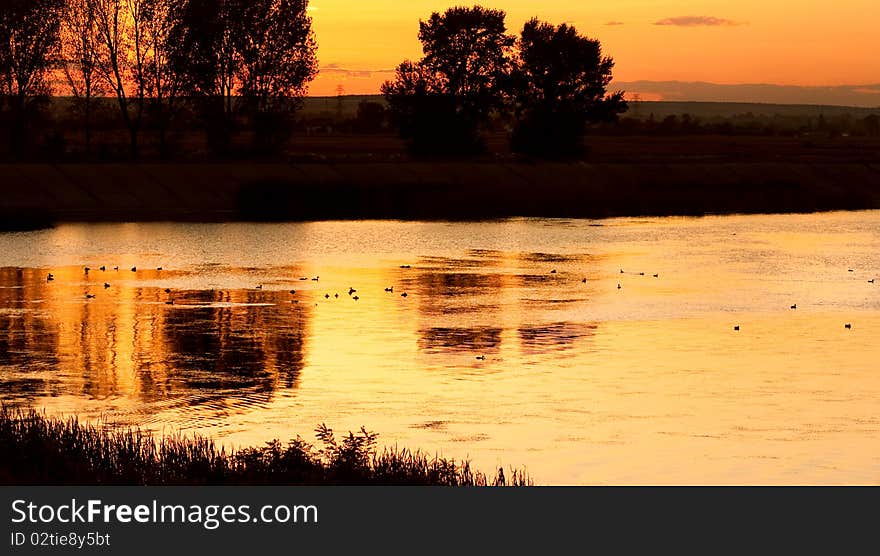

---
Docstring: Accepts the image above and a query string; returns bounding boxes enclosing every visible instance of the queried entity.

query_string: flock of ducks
[42,261,876,340]
[279,277,410,305]
[44,265,164,299]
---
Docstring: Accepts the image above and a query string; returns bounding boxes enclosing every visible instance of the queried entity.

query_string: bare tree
[0,0,64,156]
[140,0,185,155]
[60,0,104,154]
[92,0,152,157]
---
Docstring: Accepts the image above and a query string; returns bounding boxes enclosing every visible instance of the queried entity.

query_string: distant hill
[622,101,879,121]
[615,81,880,108]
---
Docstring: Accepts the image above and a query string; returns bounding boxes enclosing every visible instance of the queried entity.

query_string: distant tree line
[382,6,627,157]
[601,111,880,139]
[0,0,317,158]
[3,2,876,162]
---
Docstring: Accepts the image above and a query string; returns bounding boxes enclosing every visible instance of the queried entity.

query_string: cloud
[654,16,744,27]
[605,21,625,26]
[320,64,395,79]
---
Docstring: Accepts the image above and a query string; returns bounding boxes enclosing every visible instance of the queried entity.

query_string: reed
[0,407,530,486]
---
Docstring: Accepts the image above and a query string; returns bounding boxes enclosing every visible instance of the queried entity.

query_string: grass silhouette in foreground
[0,408,530,486]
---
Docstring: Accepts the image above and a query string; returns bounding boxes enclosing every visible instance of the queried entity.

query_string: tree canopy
[510,19,627,156]
[384,7,625,157]
[382,5,515,155]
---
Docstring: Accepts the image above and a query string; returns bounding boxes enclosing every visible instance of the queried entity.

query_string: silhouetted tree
[171,0,316,155]
[863,114,880,137]
[0,0,63,157]
[509,19,626,157]
[168,0,242,153]
[91,0,150,157]
[352,100,387,133]
[59,0,104,155]
[237,0,318,154]
[383,6,514,155]
[141,0,187,157]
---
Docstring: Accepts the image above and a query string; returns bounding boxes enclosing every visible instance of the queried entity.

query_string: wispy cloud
[321,64,395,79]
[605,21,625,26]
[654,16,744,27]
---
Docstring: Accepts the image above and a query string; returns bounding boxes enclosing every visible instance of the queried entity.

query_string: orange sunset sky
[308,0,880,96]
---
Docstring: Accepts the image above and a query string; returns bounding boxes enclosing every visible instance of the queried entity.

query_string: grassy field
[0,408,529,485]
[299,96,880,120]
[3,96,879,226]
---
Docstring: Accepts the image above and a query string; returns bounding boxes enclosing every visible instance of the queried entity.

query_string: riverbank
[1,158,879,227]
[0,409,527,486]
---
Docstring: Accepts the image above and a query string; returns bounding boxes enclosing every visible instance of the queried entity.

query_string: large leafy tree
[383,5,514,155]
[510,19,627,157]
[171,0,317,154]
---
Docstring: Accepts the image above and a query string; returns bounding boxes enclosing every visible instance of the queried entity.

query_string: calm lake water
[1,212,878,484]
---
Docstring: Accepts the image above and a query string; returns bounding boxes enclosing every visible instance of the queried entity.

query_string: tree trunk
[11,95,26,160]
[158,123,168,159]
[129,126,139,160]
[84,97,92,156]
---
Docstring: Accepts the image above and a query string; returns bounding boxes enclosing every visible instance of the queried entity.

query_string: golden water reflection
[0,214,878,484]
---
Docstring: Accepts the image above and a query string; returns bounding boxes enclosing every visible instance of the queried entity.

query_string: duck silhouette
[845,323,852,329]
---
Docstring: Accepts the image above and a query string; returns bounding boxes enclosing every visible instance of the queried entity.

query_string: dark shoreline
[0,408,528,486]
[2,160,879,228]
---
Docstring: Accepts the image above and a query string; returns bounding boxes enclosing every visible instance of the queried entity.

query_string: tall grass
[0,408,530,486]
